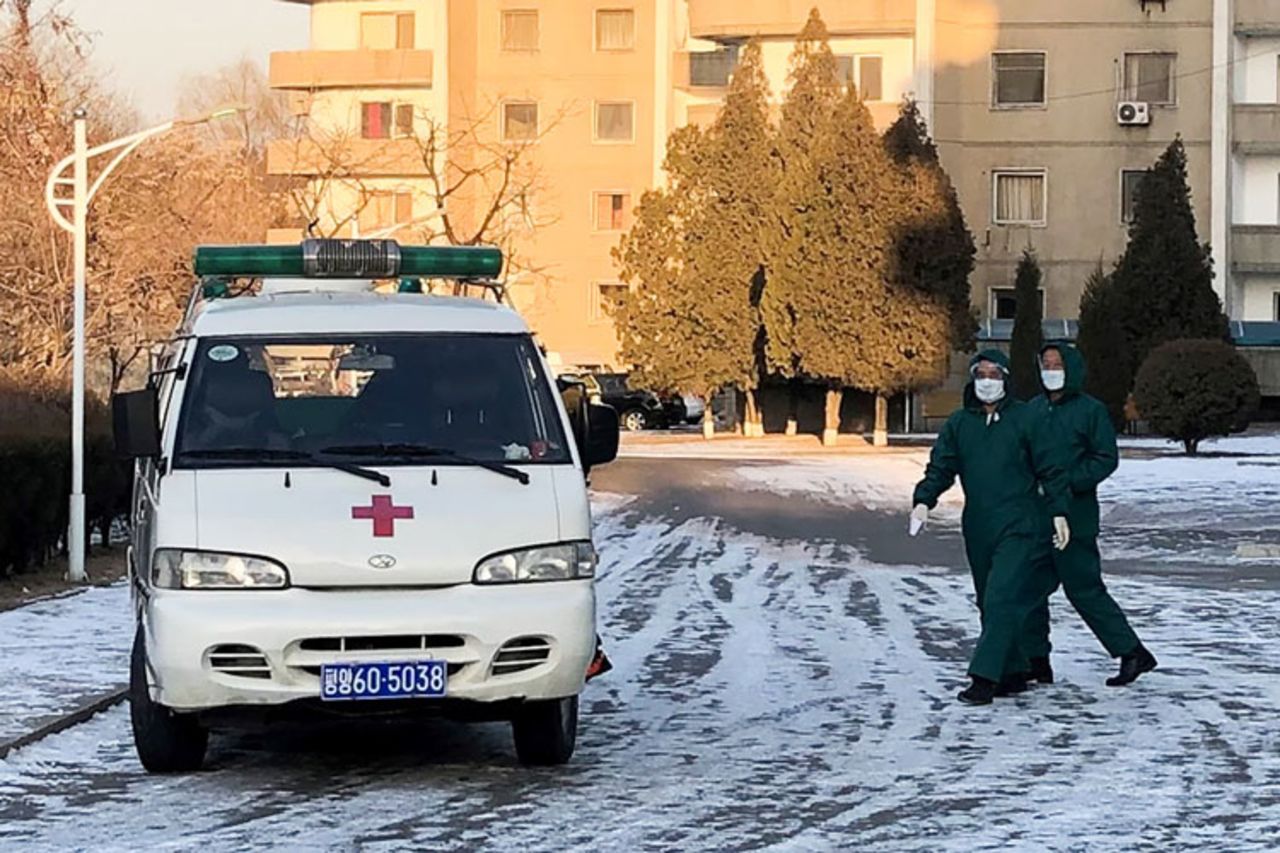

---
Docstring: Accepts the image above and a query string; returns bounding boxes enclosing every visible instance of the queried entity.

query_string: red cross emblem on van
[352,496,415,537]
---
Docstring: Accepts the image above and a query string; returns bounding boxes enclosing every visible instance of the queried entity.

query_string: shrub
[1133,339,1261,455]
[0,371,128,576]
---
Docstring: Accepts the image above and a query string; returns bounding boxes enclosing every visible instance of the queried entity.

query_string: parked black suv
[560,372,679,431]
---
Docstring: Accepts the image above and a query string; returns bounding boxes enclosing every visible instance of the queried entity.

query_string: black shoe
[958,676,997,705]
[996,674,1030,697]
[1106,645,1157,687]
[1029,656,1054,685]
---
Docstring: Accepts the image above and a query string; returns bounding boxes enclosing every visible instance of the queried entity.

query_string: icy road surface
[1,455,1278,850]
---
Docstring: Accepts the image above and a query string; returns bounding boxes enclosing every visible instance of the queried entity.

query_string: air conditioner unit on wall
[1117,101,1151,126]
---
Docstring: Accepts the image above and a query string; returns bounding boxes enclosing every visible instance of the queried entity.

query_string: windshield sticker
[208,345,240,363]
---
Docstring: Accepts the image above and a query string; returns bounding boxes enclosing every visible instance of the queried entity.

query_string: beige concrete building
[268,0,1280,372]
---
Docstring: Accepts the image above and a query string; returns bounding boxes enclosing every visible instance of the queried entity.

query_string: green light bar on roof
[192,239,504,280]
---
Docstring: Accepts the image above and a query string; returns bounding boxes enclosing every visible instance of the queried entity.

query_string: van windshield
[174,334,571,467]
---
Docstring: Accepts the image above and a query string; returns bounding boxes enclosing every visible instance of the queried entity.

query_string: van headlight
[473,542,596,584]
[152,549,289,590]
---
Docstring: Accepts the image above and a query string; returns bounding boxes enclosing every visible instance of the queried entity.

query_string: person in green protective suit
[910,350,1072,706]
[1022,342,1158,687]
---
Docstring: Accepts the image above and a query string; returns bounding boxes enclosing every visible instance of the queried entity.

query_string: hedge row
[0,376,131,576]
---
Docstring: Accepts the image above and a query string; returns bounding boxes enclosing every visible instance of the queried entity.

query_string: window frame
[592,190,633,232]
[360,101,417,140]
[594,8,637,52]
[590,282,631,324]
[358,188,415,233]
[1120,168,1149,225]
[593,100,637,144]
[833,53,885,102]
[991,168,1049,228]
[990,50,1048,110]
[501,100,540,143]
[360,11,415,50]
[1122,50,1178,107]
[500,9,540,52]
[989,286,1046,322]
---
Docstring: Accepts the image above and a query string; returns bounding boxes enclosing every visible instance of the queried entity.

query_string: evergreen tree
[884,99,978,352]
[763,9,843,387]
[1010,249,1044,401]
[1077,262,1129,427]
[1104,138,1230,402]
[613,42,776,436]
[766,12,950,444]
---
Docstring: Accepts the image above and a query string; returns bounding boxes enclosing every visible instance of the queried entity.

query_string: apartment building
[268,0,1280,372]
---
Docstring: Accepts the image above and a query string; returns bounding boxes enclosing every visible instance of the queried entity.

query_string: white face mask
[1041,369,1066,392]
[974,378,1006,404]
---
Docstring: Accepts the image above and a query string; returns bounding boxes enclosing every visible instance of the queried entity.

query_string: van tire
[130,625,208,773]
[512,695,577,766]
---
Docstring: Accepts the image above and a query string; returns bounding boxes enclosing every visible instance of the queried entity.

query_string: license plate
[320,661,448,702]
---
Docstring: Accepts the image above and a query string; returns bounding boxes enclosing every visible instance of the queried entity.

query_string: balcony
[269,50,433,90]
[266,138,428,177]
[1235,104,1280,154]
[687,0,914,39]
[1236,0,1280,36]
[1232,225,1280,275]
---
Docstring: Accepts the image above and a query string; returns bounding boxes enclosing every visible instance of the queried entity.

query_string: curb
[0,687,128,761]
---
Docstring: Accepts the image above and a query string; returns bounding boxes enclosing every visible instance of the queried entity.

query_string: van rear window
[174,334,570,467]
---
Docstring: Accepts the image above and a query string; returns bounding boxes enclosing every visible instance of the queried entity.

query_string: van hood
[166,466,567,587]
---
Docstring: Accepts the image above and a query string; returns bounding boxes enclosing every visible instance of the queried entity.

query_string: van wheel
[621,409,648,431]
[512,696,577,766]
[130,626,207,773]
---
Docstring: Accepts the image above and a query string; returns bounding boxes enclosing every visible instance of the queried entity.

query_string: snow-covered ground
[0,584,130,744]
[731,433,1280,570]
[0,446,1277,849]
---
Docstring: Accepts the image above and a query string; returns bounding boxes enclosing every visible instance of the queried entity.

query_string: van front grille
[208,644,271,680]
[299,635,466,653]
[491,637,553,677]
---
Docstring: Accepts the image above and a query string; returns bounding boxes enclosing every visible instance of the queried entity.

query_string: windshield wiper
[178,448,390,487]
[319,443,531,486]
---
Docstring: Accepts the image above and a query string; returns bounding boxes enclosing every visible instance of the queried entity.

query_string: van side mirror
[112,388,161,460]
[583,403,619,470]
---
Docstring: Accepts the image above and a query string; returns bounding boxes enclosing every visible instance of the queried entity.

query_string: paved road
[1,458,1278,850]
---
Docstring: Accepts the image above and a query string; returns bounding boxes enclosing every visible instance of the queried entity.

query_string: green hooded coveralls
[1022,343,1142,659]
[912,350,1070,683]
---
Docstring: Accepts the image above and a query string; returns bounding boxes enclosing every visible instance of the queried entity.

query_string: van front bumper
[142,581,596,711]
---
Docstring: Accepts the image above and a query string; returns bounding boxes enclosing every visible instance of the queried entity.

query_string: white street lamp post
[45,107,242,583]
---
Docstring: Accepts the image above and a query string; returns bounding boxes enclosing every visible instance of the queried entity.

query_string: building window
[596,9,635,51]
[502,101,539,141]
[835,55,884,102]
[501,10,539,51]
[992,169,1047,226]
[689,44,740,88]
[594,192,632,231]
[992,51,1047,108]
[1121,169,1148,224]
[595,101,635,142]
[1124,52,1176,105]
[592,283,630,322]
[361,102,416,139]
[990,286,1045,321]
[359,190,414,233]
[361,12,415,50]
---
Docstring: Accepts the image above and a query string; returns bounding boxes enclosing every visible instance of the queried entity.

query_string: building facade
[268,0,1280,371]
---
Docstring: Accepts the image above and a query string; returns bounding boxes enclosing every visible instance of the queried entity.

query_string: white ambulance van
[112,240,619,772]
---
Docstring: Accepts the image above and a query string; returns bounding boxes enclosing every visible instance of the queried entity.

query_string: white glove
[908,504,929,537]
[1053,516,1071,551]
